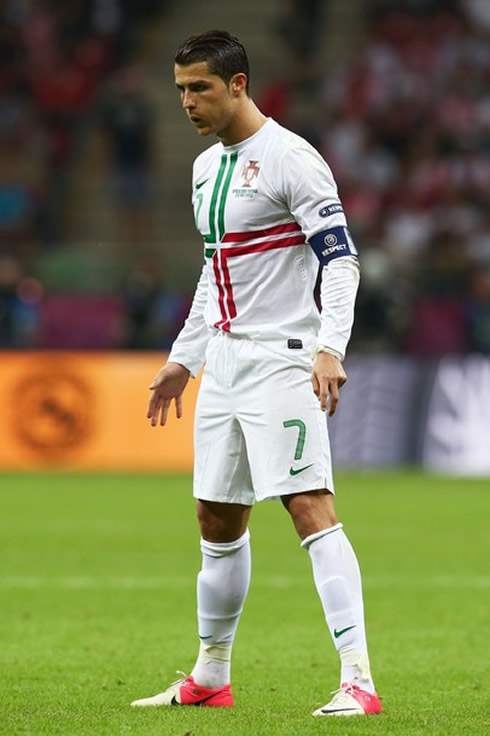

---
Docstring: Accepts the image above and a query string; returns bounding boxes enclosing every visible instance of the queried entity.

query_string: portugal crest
[241,160,260,188]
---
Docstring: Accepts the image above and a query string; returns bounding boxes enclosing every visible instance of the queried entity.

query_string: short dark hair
[175,30,250,94]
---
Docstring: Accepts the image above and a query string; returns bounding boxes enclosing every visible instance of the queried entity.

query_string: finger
[147,393,161,421]
[149,374,161,390]
[328,381,340,417]
[150,404,163,426]
[160,398,171,426]
[319,378,329,412]
[150,371,165,391]
[311,373,320,397]
[175,395,183,419]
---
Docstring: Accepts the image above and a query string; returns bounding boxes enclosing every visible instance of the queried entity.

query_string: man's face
[174,61,237,137]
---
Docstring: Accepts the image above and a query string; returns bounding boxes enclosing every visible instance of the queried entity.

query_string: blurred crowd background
[1,0,489,354]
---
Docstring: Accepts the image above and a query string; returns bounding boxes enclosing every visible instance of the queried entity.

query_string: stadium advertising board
[1,353,489,474]
[0,352,199,470]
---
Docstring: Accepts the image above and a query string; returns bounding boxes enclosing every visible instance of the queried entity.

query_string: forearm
[168,266,210,377]
[316,256,360,361]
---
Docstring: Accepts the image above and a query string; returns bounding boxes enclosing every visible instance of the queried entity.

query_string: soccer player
[131,30,382,717]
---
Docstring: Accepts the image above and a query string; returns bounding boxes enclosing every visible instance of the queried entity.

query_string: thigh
[237,342,335,501]
[193,339,255,506]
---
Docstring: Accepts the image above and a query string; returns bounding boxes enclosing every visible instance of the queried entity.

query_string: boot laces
[169,670,188,687]
[326,683,360,707]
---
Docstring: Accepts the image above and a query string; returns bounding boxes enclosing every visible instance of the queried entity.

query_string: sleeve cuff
[166,351,204,379]
[313,345,344,361]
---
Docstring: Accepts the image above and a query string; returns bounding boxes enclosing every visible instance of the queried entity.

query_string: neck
[217,99,267,146]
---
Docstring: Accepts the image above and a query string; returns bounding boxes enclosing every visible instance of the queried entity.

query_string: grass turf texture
[1,471,489,735]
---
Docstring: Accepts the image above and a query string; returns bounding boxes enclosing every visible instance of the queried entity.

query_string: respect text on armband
[308,226,358,266]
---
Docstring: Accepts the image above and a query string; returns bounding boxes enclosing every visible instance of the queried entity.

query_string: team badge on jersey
[233,160,261,199]
[242,160,260,187]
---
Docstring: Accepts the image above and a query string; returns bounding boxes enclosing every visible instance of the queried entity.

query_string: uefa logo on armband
[324,233,338,246]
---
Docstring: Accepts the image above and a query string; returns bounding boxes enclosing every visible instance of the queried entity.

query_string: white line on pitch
[0,575,488,589]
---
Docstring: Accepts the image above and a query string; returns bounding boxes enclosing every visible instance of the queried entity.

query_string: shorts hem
[193,488,255,506]
[255,478,335,502]
[193,478,335,505]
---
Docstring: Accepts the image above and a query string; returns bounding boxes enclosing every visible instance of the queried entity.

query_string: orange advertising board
[0,352,200,471]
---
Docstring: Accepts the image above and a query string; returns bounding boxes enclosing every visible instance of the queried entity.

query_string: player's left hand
[311,353,347,416]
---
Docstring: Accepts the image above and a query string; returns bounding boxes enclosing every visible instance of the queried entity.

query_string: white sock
[302,524,376,693]
[191,529,251,688]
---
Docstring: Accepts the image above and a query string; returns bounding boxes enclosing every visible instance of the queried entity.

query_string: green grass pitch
[1,470,489,735]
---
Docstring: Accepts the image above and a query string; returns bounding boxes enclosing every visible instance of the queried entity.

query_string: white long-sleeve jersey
[168,118,359,377]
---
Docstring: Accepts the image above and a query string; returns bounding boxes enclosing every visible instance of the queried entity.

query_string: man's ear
[230,73,248,95]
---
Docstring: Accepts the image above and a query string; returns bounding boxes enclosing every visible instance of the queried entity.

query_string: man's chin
[194,125,212,136]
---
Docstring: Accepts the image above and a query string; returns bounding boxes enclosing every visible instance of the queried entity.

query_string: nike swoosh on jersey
[289,463,314,476]
[195,178,209,190]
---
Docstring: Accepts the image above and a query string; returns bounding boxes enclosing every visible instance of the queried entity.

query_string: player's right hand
[147,362,190,426]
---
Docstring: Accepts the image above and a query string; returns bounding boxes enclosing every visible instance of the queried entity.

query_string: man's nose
[182,90,195,109]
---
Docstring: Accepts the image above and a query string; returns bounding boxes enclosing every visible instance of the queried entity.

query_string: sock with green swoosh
[191,530,251,689]
[302,524,376,693]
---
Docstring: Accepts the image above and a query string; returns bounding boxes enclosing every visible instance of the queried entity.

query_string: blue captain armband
[309,226,358,266]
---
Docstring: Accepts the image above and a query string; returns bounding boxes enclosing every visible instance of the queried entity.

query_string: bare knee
[281,489,338,541]
[197,500,252,543]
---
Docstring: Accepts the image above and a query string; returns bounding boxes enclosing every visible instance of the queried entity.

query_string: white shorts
[193,332,334,504]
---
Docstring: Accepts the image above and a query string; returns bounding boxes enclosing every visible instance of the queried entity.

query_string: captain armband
[308,226,358,266]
